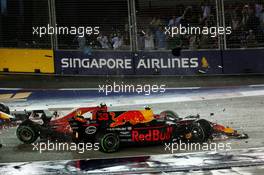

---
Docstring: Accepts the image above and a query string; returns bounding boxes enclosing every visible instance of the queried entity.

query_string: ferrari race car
[15,104,248,153]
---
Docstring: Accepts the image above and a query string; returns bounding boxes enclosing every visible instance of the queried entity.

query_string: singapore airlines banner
[54,51,223,75]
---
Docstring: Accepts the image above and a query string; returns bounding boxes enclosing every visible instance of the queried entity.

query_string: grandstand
[0,0,264,74]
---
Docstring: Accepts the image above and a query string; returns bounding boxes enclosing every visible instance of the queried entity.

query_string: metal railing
[0,0,263,51]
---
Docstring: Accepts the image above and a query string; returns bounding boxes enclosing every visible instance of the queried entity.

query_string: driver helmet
[100,103,107,107]
[144,106,151,110]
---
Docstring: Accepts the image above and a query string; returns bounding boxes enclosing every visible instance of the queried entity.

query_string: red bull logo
[110,110,154,127]
[132,127,173,142]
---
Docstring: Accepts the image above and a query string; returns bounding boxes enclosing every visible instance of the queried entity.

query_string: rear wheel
[95,132,120,153]
[16,125,39,144]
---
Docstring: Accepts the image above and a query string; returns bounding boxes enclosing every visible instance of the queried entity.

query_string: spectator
[232,16,241,31]
[255,1,263,18]
[247,6,260,32]
[150,17,162,48]
[167,33,182,50]
[111,33,123,50]
[155,26,166,49]
[246,30,257,47]
[144,29,154,50]
[231,6,241,21]
[225,4,233,27]
[189,35,198,50]
[176,7,191,27]
[199,34,210,49]
[201,2,211,21]
[169,8,186,27]
[241,5,250,30]
[260,9,264,32]
[150,17,162,32]
[97,34,110,49]
[138,28,145,50]
[75,34,86,50]
[168,16,177,27]
[138,36,145,50]
[74,34,92,55]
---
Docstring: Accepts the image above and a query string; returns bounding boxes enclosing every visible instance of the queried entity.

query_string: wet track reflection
[0,147,264,174]
[1,84,264,174]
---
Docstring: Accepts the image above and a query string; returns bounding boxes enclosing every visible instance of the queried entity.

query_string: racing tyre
[0,103,10,114]
[189,119,212,142]
[16,125,39,144]
[96,132,120,153]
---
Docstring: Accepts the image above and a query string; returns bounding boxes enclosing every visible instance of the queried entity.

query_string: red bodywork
[50,106,107,133]
[110,111,146,127]
[48,105,241,138]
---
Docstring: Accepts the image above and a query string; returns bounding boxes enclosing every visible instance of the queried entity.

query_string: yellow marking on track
[12,92,32,99]
[0,93,13,100]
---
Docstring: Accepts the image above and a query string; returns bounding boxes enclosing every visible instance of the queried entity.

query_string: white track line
[0,88,22,90]
[7,86,264,111]
[240,90,264,96]
[249,84,264,87]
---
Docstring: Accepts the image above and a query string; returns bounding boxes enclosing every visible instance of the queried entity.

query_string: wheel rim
[100,133,120,152]
[20,129,33,141]
[191,126,205,141]
[104,135,117,149]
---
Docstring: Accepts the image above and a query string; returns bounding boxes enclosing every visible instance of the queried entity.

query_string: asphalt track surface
[1,95,263,162]
[1,75,264,174]
[2,74,264,89]
[1,147,264,174]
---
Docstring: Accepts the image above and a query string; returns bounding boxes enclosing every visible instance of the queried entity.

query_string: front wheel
[16,125,39,144]
[95,132,120,153]
[189,119,212,142]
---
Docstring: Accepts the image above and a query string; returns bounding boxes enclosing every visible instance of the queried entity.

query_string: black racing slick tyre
[16,125,39,144]
[0,103,10,114]
[96,132,120,153]
[189,119,212,142]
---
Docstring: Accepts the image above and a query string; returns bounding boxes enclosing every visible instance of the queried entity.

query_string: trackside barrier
[1,49,263,75]
[54,50,223,75]
[55,51,135,75]
[222,49,264,74]
[0,49,54,73]
[134,51,222,75]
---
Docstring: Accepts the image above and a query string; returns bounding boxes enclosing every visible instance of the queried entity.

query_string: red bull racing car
[16,104,248,153]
